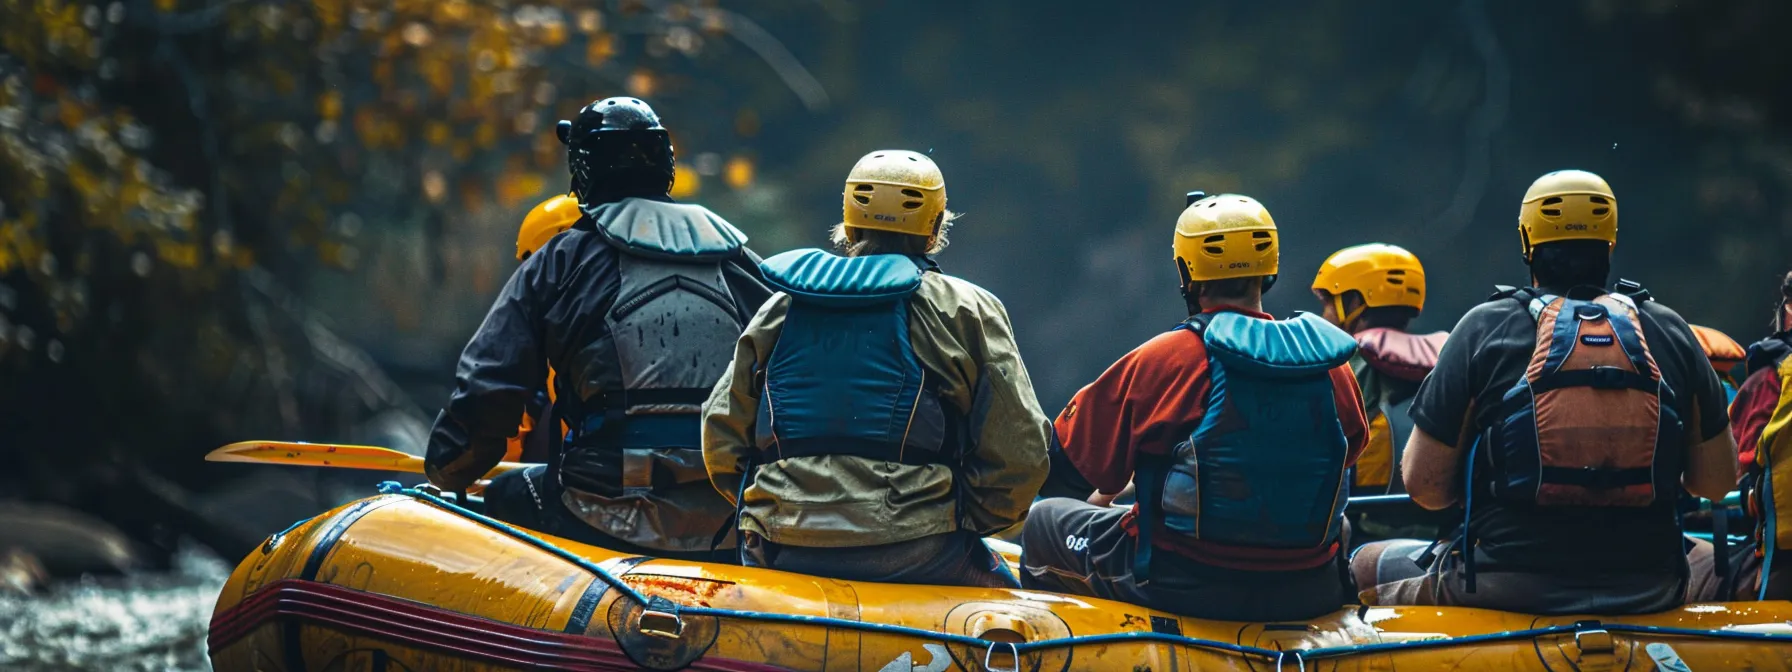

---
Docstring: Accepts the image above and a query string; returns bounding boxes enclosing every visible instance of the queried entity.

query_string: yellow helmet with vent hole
[842,150,947,239]
[1173,194,1279,283]
[1313,243,1427,325]
[1518,169,1616,261]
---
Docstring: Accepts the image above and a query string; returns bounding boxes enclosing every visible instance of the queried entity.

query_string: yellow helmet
[841,150,947,239]
[1518,169,1617,262]
[516,194,581,260]
[1312,243,1426,324]
[1173,193,1278,284]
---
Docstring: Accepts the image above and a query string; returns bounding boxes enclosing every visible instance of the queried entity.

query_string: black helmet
[556,97,676,203]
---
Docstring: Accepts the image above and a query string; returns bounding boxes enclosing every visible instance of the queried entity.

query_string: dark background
[2,0,1788,561]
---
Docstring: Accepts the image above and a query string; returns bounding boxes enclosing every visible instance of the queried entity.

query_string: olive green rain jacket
[702,272,1052,548]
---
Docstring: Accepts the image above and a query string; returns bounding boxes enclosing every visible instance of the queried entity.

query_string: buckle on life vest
[1573,304,1608,321]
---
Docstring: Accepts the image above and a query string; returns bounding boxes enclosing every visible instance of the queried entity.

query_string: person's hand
[1087,481,1135,507]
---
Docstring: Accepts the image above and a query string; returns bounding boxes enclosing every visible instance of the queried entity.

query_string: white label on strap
[1644,642,1692,672]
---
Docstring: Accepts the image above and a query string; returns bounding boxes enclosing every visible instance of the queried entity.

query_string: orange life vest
[504,368,561,462]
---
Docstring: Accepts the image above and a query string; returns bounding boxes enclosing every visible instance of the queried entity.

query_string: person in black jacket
[426,98,771,562]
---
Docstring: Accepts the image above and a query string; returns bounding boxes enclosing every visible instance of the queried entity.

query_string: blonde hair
[829,210,959,257]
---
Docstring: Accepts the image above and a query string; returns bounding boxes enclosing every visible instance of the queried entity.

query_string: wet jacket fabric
[702,267,1052,548]
[426,196,771,553]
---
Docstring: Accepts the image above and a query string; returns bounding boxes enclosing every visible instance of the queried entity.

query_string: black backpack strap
[1486,284,1544,308]
[1613,278,1653,302]
[710,457,756,562]
[1713,496,1735,600]
[1460,431,1484,593]
[1176,312,1218,334]
[1132,450,1173,585]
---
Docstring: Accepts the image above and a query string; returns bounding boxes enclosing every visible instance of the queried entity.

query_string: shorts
[1019,498,1350,622]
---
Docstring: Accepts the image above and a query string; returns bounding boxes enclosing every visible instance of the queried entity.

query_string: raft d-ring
[983,641,1020,672]
[636,596,686,640]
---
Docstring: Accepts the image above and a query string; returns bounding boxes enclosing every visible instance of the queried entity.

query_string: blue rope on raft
[373,483,1792,664]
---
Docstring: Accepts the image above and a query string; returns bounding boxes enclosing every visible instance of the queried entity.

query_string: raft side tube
[209,493,1792,672]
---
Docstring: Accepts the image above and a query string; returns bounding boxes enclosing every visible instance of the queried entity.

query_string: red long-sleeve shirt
[1054,306,1370,570]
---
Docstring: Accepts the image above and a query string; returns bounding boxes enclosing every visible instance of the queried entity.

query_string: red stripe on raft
[207,579,792,672]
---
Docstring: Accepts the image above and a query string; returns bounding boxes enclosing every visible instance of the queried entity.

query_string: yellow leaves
[55,96,84,128]
[586,33,615,66]
[723,156,753,190]
[669,164,699,199]
[435,0,471,24]
[155,239,199,269]
[425,121,450,146]
[318,91,342,120]
[421,56,453,96]
[626,69,656,97]
[0,219,30,275]
[541,21,567,47]
[497,171,546,208]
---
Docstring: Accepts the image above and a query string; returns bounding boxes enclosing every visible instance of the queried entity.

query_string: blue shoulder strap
[760,249,926,307]
[1202,312,1356,378]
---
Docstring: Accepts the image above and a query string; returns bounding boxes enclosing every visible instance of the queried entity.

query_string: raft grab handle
[373,482,1792,666]
[984,641,1020,672]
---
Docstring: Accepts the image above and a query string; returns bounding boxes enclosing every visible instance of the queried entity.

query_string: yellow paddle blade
[207,441,427,471]
[206,440,530,478]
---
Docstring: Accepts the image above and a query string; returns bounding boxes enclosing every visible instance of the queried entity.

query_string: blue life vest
[753,249,955,465]
[1135,311,1356,577]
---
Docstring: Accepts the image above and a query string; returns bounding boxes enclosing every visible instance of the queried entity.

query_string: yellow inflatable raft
[208,486,1792,671]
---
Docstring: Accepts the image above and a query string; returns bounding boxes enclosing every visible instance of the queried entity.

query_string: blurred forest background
[2,0,1791,569]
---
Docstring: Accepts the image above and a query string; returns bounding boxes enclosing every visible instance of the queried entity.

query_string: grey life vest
[555,197,757,550]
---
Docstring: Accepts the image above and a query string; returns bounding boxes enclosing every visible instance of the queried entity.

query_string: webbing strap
[1132,453,1170,584]
[759,437,950,467]
[1539,466,1654,490]
[1461,436,1480,593]
[590,387,714,409]
[1713,496,1734,600]
[1528,367,1658,394]
[1763,469,1778,601]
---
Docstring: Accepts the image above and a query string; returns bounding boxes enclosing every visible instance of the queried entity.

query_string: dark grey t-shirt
[1409,285,1729,575]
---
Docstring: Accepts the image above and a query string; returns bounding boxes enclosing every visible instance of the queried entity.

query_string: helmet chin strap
[1335,294,1366,329]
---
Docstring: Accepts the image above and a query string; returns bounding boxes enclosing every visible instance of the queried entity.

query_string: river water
[0,545,226,671]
